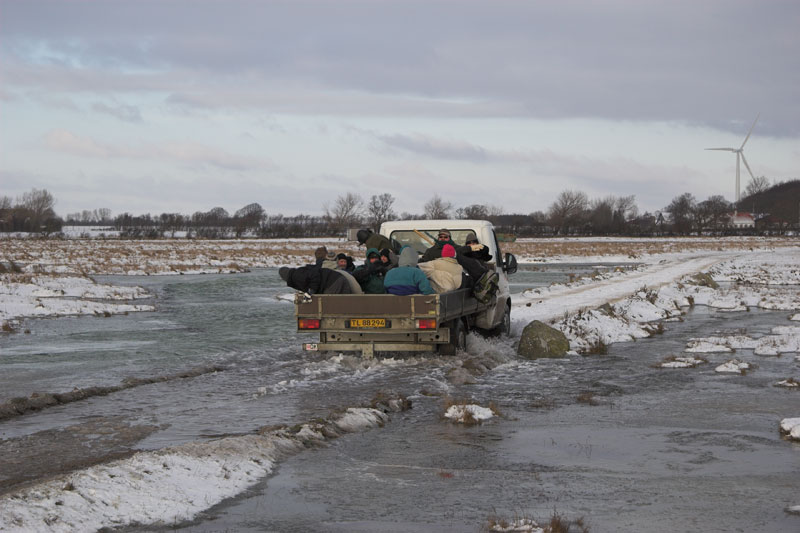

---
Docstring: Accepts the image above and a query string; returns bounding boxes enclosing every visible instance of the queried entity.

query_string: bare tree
[458,204,489,220]
[324,192,364,233]
[423,194,453,219]
[744,175,771,197]
[664,192,696,234]
[366,193,396,230]
[547,190,588,234]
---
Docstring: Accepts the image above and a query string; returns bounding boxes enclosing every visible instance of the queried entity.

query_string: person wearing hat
[384,246,434,295]
[335,252,355,272]
[278,265,354,294]
[352,247,387,294]
[419,228,456,263]
[462,232,493,262]
[418,243,463,293]
[356,229,394,253]
[313,246,338,269]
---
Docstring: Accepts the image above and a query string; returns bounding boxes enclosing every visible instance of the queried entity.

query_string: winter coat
[383,247,434,295]
[365,232,393,253]
[281,266,353,294]
[419,238,465,263]
[352,248,387,294]
[462,243,493,262]
[418,256,463,293]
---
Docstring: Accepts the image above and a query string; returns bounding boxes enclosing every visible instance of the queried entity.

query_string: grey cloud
[3,1,798,136]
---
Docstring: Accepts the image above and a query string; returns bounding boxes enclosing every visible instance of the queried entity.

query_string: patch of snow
[775,379,799,388]
[659,356,707,368]
[686,341,733,353]
[444,404,494,423]
[780,418,800,441]
[715,359,752,374]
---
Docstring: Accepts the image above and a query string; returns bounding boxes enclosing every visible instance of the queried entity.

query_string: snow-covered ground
[511,248,800,355]
[0,406,394,533]
[2,238,799,530]
[0,275,153,328]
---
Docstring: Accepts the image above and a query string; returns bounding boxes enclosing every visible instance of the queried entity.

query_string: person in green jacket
[352,248,387,294]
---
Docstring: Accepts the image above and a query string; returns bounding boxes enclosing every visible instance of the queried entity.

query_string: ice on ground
[780,418,800,441]
[659,356,707,368]
[444,404,495,424]
[334,408,388,431]
[489,517,543,532]
[1,274,153,324]
[685,340,734,353]
[715,359,752,374]
[0,402,397,532]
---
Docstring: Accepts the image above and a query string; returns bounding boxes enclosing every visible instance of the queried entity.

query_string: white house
[730,212,755,228]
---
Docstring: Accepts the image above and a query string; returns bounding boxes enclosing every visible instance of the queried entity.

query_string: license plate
[304,343,318,351]
[348,318,387,328]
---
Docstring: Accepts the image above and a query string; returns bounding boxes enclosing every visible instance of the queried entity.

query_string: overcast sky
[2,0,798,219]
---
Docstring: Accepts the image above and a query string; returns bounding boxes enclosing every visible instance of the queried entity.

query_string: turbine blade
[740,152,755,179]
[705,147,736,151]
[740,113,760,149]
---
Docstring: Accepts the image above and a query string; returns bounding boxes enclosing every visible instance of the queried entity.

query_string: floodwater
[1,267,799,532]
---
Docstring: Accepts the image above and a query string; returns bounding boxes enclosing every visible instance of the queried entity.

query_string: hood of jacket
[365,247,380,259]
[398,246,418,267]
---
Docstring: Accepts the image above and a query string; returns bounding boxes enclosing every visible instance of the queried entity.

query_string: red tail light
[298,318,320,329]
[416,318,436,329]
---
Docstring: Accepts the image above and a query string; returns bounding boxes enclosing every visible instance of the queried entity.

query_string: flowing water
[1,267,799,532]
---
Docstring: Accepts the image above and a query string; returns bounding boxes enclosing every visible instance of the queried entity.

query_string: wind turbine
[705,114,759,207]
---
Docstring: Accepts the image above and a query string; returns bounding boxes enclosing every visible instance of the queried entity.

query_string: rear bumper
[301,329,450,357]
[303,342,438,356]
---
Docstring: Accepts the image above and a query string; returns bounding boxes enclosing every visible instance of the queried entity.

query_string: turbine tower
[705,114,759,207]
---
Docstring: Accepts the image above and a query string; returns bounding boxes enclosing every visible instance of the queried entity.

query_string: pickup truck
[295,219,518,357]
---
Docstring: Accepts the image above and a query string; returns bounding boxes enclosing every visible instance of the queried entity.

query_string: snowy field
[1,236,799,530]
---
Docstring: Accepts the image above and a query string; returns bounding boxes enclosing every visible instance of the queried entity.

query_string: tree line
[3,178,798,238]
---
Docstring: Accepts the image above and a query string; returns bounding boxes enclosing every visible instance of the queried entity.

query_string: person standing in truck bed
[356,229,394,252]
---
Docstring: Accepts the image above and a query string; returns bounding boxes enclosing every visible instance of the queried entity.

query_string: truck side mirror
[503,253,518,274]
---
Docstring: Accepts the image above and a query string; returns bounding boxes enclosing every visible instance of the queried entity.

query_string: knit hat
[278,267,291,281]
[442,244,456,258]
[336,253,349,261]
[464,232,478,244]
[314,246,328,261]
[437,228,451,238]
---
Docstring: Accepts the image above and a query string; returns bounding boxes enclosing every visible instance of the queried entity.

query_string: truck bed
[295,288,488,356]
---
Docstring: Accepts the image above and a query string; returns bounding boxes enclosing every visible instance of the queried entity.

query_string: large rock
[517,320,570,359]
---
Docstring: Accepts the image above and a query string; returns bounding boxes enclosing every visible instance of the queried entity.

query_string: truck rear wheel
[439,318,467,355]
[489,302,511,337]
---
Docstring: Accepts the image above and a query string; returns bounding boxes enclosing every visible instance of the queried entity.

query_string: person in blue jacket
[383,246,435,295]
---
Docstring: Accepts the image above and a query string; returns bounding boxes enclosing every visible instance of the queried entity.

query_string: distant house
[729,212,755,229]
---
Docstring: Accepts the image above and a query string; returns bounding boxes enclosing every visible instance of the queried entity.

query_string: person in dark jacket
[279,265,352,294]
[419,228,456,263]
[356,229,395,253]
[379,248,398,270]
[352,248,387,294]
[384,246,434,295]
[462,232,493,262]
